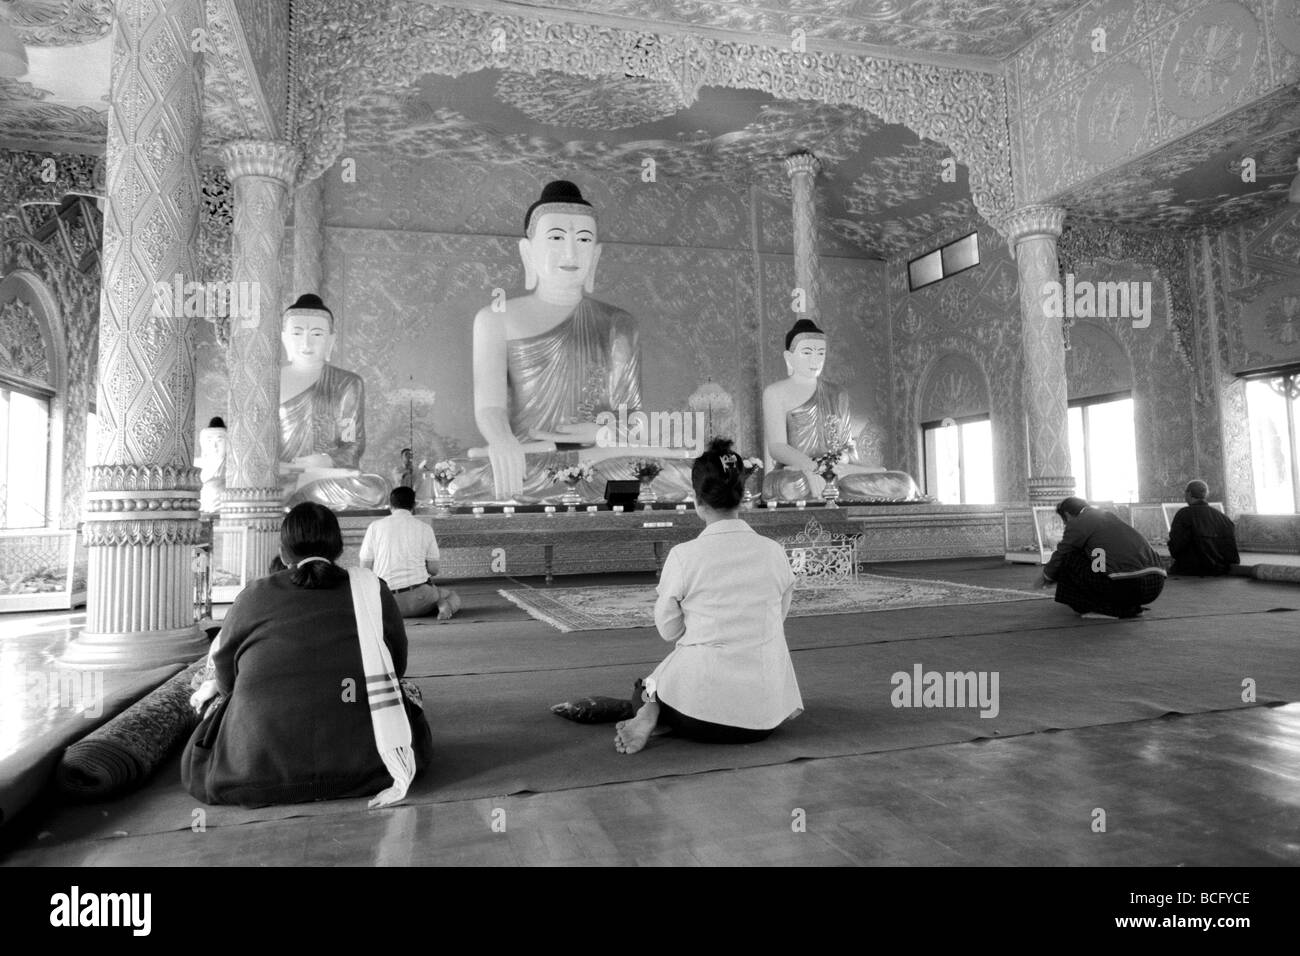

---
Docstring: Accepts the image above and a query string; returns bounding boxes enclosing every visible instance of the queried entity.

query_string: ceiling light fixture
[0,14,28,79]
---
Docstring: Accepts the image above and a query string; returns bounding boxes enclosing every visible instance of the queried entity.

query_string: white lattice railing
[781,518,863,590]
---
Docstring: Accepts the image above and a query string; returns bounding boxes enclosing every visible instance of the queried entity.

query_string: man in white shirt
[359,486,461,620]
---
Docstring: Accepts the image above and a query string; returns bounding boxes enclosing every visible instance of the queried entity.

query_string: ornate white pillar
[67,0,207,669]
[1006,205,1075,505]
[785,151,822,322]
[219,141,301,581]
[293,175,325,298]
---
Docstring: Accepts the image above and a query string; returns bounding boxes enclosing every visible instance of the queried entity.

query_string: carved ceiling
[0,27,110,154]
[0,0,276,156]
[0,0,1295,247]
[1055,86,1300,233]
[478,0,1089,61]
[345,72,978,258]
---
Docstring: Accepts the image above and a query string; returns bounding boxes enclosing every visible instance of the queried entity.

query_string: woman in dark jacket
[182,503,433,807]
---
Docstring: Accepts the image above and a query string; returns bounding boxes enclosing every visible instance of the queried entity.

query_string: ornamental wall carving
[0,297,49,384]
[290,1,1016,228]
[0,159,102,527]
[1057,222,1199,390]
[201,0,288,147]
[1009,0,1300,207]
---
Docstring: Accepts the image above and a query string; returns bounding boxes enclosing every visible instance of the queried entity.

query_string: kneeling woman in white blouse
[616,438,804,754]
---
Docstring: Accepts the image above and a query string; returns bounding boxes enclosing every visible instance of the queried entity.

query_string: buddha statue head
[282,293,336,370]
[519,180,601,298]
[783,318,826,380]
[199,415,227,455]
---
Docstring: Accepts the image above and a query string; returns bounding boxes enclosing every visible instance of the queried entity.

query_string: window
[0,383,52,528]
[1244,372,1300,514]
[1068,393,1138,504]
[922,416,994,504]
[908,232,980,291]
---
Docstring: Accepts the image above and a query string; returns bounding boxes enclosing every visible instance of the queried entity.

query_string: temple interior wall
[1007,0,1300,206]
[195,155,894,482]
[9,164,1284,521]
[1191,203,1300,515]
[886,216,1208,503]
[0,184,101,529]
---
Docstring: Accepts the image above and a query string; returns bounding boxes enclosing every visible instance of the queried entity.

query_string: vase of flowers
[633,458,662,509]
[547,461,595,511]
[427,460,461,515]
[812,444,852,509]
[740,457,764,508]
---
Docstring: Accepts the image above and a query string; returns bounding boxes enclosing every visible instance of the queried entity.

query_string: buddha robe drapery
[763,379,923,503]
[452,297,694,503]
[280,363,389,510]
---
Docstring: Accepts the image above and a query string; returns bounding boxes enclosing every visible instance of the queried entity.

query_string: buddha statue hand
[804,470,827,498]
[528,421,602,446]
[488,435,527,500]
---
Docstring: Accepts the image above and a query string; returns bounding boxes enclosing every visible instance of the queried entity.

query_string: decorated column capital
[784,150,822,181]
[221,139,302,185]
[1002,204,1066,253]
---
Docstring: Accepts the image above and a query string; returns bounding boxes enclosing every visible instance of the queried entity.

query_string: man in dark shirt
[1041,497,1167,618]
[1168,480,1239,576]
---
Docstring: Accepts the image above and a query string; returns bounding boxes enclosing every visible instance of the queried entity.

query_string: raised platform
[336,502,1006,581]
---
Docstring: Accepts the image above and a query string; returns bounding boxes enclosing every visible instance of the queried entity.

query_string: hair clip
[722,453,737,471]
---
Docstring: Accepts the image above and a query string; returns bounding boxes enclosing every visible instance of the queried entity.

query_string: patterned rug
[499,574,1049,632]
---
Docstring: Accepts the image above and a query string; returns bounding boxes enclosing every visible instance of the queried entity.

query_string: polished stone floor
[2,560,1299,866]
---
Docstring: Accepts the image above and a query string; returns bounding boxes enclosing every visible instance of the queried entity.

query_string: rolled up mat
[0,662,185,828]
[56,659,207,800]
[1252,564,1300,584]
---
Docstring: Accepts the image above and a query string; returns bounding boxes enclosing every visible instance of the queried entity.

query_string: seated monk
[278,294,389,510]
[762,318,923,503]
[449,180,694,504]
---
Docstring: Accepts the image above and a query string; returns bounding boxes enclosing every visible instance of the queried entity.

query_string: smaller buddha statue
[278,294,389,510]
[763,318,922,503]
[195,416,227,514]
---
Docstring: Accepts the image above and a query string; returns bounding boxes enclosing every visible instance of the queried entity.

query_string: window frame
[920,412,993,505]
[1240,368,1300,514]
[907,231,981,292]
[1068,390,1135,503]
[0,376,55,530]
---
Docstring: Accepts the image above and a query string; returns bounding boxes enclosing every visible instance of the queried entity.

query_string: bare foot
[615,702,660,755]
[436,590,462,622]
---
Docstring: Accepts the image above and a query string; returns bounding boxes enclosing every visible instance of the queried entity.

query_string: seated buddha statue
[278,294,389,510]
[449,180,694,504]
[762,318,923,503]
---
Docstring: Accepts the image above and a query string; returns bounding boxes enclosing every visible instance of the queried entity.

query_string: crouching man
[1041,497,1167,619]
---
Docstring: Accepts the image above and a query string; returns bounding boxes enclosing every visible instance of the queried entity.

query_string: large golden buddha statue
[763,319,922,503]
[449,181,693,503]
[278,294,389,509]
